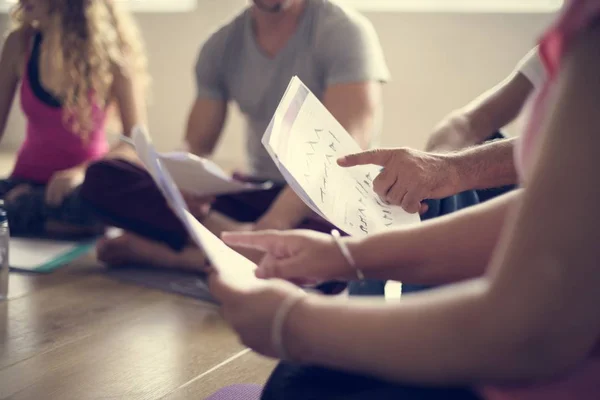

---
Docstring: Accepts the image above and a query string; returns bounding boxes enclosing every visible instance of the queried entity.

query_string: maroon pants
[80,159,334,250]
[80,159,345,294]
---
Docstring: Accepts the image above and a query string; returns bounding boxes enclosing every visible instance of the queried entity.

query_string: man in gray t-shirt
[88,0,389,272]
[186,0,389,231]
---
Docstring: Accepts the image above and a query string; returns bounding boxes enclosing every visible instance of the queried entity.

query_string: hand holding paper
[262,76,420,237]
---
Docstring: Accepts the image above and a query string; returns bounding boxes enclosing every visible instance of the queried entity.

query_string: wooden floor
[0,150,277,399]
[0,254,276,400]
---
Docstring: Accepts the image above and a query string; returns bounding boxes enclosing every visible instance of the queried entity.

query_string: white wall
[0,1,553,169]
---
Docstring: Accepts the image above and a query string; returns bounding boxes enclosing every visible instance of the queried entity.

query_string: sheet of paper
[158,152,272,197]
[180,210,260,290]
[262,119,326,219]
[131,127,260,288]
[9,238,92,271]
[263,76,420,237]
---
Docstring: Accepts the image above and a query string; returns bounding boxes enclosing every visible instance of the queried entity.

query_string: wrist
[272,290,307,360]
[436,152,464,195]
[283,293,317,363]
[256,214,296,231]
[444,151,474,194]
[351,231,424,281]
[345,236,376,275]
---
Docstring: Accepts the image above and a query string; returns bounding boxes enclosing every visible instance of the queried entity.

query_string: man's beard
[253,0,288,13]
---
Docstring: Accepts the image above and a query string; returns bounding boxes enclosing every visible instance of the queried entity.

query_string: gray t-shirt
[195,0,390,183]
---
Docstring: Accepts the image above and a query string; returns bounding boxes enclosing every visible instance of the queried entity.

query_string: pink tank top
[481,1,600,399]
[11,32,109,184]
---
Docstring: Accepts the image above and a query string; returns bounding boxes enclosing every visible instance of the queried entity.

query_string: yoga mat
[105,265,217,304]
[9,237,95,273]
[206,384,263,400]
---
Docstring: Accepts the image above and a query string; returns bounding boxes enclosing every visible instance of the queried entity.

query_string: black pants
[261,364,481,400]
[0,177,100,237]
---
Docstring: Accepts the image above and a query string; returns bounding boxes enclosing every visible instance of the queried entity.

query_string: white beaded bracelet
[331,229,365,281]
[271,291,307,361]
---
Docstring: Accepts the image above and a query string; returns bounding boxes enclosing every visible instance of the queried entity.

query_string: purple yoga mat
[105,265,217,304]
[205,384,263,400]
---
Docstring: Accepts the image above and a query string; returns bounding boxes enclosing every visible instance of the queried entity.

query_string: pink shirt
[482,1,600,398]
[11,34,109,184]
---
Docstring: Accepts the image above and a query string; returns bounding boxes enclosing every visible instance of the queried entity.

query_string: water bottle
[0,200,9,300]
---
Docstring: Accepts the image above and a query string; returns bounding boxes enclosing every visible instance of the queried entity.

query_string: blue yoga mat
[9,237,96,273]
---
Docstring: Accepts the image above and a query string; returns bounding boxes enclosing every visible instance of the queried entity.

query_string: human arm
[217,22,600,385]
[46,61,147,205]
[339,138,517,212]
[224,189,518,284]
[282,24,600,384]
[352,189,519,284]
[103,61,148,160]
[184,98,227,157]
[0,31,24,145]
[426,50,539,152]
[337,51,532,212]
[184,30,229,157]
[338,50,539,211]
[172,92,227,217]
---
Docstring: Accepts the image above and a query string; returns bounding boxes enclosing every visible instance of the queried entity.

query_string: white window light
[337,0,563,13]
[0,0,197,13]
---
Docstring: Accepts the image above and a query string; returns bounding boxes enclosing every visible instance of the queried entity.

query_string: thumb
[221,230,283,253]
[337,149,392,168]
[207,270,240,303]
[401,191,423,215]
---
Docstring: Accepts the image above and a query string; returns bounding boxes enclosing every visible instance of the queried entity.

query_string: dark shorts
[0,177,100,237]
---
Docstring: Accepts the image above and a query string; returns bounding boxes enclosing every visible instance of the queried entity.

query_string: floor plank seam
[0,292,162,371]
[158,348,252,399]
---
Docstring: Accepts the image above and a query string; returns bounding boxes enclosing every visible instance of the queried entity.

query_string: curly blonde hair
[9,0,149,137]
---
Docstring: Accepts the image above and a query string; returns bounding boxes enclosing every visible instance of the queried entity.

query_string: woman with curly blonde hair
[0,0,148,236]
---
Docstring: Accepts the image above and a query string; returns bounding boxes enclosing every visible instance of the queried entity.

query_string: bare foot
[97,232,208,272]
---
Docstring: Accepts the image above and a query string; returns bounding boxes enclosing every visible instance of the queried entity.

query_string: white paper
[9,238,86,270]
[180,209,260,290]
[263,77,420,237]
[131,127,259,286]
[262,119,326,219]
[158,151,272,197]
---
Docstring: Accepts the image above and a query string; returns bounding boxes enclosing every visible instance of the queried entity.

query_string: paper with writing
[262,119,326,219]
[131,127,259,288]
[263,76,419,237]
